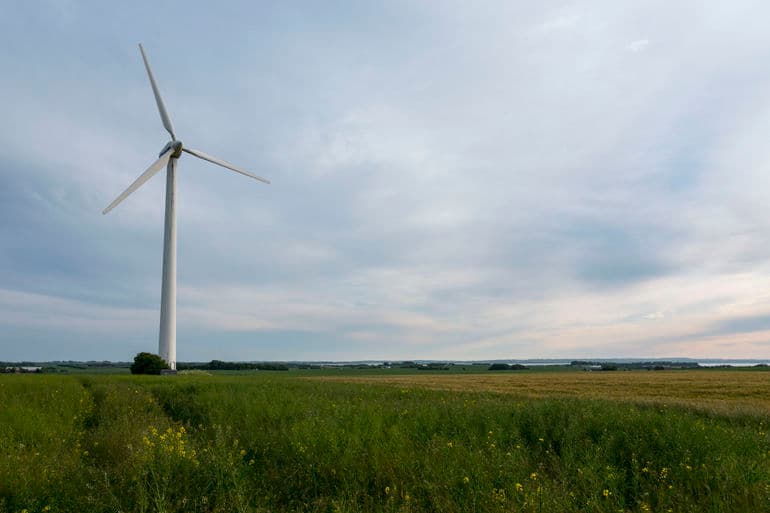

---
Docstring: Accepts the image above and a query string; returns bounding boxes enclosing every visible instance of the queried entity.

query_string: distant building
[2,366,42,373]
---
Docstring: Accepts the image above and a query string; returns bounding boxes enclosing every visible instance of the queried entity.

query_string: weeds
[1,373,769,512]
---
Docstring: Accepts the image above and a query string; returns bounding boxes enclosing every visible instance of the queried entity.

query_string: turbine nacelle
[160,140,183,158]
[102,45,270,217]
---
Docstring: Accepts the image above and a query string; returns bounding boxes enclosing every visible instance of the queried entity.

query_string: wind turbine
[103,44,270,370]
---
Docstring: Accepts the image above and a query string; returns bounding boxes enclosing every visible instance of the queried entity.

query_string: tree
[130,352,169,375]
[488,363,528,371]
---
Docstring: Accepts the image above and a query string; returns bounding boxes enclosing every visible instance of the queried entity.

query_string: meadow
[2,369,770,512]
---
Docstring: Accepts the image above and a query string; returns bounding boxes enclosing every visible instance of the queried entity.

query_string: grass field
[2,369,770,512]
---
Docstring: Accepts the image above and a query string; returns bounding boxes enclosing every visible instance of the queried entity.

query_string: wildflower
[447,441,453,448]
[463,476,470,484]
[603,489,610,498]
[492,488,507,503]
[515,483,523,492]
[538,437,544,443]
[530,472,538,481]
[249,459,255,466]
[240,449,246,456]
[385,486,391,495]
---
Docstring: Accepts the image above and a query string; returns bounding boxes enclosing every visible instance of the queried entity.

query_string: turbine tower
[104,44,270,370]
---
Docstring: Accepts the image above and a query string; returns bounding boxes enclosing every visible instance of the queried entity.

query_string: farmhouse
[2,366,42,373]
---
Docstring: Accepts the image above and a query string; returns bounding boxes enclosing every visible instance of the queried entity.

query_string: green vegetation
[177,360,289,371]
[1,372,770,512]
[569,361,700,371]
[488,363,528,371]
[130,352,170,375]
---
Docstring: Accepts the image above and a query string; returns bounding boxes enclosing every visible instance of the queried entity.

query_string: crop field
[2,370,770,513]
[314,369,770,417]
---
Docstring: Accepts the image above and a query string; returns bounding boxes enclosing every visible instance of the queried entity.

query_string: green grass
[1,373,769,512]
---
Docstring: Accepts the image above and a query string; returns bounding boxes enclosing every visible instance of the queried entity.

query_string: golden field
[312,369,770,416]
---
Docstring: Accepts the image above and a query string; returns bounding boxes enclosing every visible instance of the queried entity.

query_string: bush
[488,363,529,371]
[130,352,169,375]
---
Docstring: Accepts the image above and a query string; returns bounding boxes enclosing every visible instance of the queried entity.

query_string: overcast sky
[3,1,770,362]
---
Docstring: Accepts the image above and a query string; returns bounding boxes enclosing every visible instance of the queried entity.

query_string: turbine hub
[159,140,183,159]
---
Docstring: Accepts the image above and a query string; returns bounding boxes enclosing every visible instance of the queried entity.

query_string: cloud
[4,1,770,361]
[0,288,155,332]
[535,14,580,33]
[625,39,650,52]
[704,314,770,337]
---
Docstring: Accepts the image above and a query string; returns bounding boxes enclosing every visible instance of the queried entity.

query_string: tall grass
[1,373,769,512]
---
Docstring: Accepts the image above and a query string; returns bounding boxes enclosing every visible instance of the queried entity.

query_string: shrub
[130,352,169,375]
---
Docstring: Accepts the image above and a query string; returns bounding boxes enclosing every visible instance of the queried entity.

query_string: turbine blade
[102,150,173,215]
[182,147,270,184]
[139,43,176,140]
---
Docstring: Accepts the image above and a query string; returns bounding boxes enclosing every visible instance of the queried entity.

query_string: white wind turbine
[104,44,270,370]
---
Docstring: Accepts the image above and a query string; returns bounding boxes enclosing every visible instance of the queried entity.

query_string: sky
[3,1,770,362]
